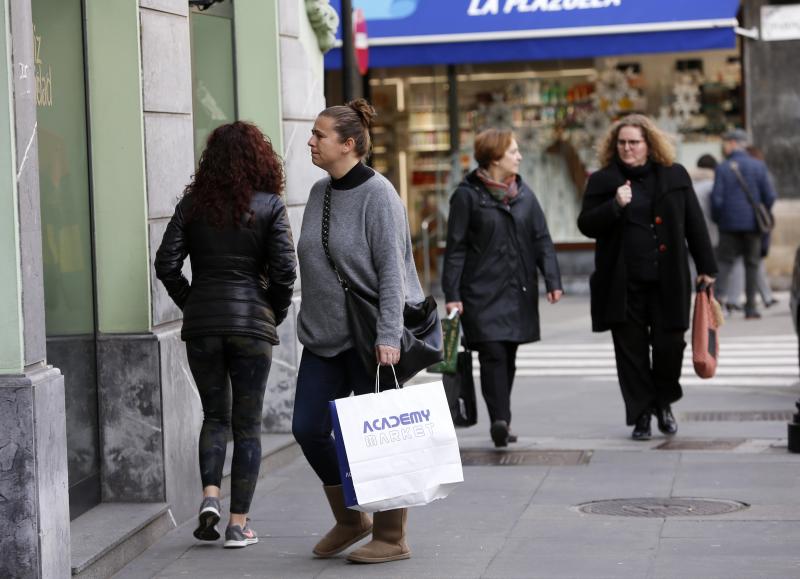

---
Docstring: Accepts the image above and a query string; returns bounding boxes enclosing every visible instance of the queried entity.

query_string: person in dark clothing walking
[442,128,563,448]
[155,121,297,548]
[711,130,778,319]
[578,114,717,441]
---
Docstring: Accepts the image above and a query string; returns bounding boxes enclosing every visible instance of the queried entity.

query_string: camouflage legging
[186,336,272,515]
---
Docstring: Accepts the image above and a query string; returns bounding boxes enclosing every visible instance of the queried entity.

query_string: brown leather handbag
[692,283,723,378]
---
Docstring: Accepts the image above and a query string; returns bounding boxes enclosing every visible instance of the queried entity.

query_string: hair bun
[347,98,376,128]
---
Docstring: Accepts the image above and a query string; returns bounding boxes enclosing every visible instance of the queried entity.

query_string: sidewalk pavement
[115,294,800,579]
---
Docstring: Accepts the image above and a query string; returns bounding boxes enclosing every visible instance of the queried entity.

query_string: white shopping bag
[329,369,464,513]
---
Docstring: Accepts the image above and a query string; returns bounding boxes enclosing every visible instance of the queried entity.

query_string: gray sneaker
[224,521,258,548]
[193,496,221,541]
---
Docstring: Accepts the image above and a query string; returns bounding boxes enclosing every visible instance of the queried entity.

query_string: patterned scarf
[476,168,519,205]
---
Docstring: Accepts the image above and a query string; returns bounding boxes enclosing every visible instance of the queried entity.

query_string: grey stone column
[742,0,800,200]
[0,0,70,577]
[0,368,69,579]
[741,0,800,280]
[265,0,327,433]
[94,1,196,518]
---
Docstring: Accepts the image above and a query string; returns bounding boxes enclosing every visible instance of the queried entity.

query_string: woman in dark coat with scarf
[442,128,563,448]
[577,114,717,440]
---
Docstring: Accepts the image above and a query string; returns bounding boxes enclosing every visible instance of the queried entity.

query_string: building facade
[0,1,333,577]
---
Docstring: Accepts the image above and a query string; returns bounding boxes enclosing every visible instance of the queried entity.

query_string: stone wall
[742,0,800,282]
[263,0,327,432]
[0,368,69,579]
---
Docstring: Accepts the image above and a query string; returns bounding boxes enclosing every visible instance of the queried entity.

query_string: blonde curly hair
[596,114,675,168]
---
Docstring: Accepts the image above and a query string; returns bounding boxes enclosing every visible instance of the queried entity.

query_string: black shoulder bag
[321,182,443,385]
[729,161,774,234]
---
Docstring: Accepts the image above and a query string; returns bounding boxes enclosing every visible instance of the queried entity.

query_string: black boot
[490,420,509,447]
[631,412,652,441]
[654,405,678,435]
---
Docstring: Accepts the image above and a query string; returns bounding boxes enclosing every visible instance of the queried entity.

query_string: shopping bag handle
[696,281,714,293]
[375,364,401,393]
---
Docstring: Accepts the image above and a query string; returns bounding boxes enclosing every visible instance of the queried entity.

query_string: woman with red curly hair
[155,121,296,548]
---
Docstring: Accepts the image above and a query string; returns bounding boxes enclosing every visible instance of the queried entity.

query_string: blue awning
[325,0,740,69]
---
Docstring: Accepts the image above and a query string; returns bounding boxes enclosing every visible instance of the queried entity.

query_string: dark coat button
[659,244,667,252]
[654,216,663,225]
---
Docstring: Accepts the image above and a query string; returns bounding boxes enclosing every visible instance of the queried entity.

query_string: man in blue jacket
[711,129,778,319]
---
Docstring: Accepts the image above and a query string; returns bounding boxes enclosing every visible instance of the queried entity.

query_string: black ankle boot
[654,405,678,435]
[490,420,509,447]
[631,412,652,440]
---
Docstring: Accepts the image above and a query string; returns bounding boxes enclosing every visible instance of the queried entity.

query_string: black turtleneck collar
[616,157,653,181]
[330,161,375,190]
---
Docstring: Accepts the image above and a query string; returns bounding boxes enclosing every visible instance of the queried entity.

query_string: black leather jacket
[155,192,297,344]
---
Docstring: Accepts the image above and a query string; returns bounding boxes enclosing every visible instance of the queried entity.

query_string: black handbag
[729,161,775,234]
[321,182,443,385]
[443,349,477,427]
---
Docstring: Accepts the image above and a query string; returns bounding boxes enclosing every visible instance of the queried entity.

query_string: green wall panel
[234,0,283,154]
[84,0,150,334]
[191,11,237,162]
[0,0,24,373]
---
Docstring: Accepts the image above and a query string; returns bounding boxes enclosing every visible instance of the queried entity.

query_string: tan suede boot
[312,485,372,557]
[346,508,410,563]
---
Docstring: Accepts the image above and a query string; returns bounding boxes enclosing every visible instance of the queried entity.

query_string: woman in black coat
[442,128,563,447]
[577,114,716,440]
[155,121,297,548]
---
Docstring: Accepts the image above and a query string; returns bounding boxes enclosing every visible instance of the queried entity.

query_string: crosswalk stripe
[510,357,797,367]
[428,336,799,388]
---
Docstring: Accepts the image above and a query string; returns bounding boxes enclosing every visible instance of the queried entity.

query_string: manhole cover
[682,410,794,422]
[655,439,745,451]
[460,449,591,466]
[577,498,749,517]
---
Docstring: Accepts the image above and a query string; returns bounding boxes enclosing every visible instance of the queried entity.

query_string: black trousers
[473,341,519,425]
[186,336,272,515]
[610,281,686,425]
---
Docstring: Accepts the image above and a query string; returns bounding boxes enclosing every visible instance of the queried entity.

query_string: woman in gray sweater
[292,99,424,564]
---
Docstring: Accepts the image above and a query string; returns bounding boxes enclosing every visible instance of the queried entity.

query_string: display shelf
[409,144,450,152]
[408,125,450,132]
[413,185,448,193]
[412,166,452,172]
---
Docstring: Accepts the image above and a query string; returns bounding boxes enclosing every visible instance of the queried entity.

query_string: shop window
[353,52,743,261]
[190,1,237,162]
[33,0,100,519]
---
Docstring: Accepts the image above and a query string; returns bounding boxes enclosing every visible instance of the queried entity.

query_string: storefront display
[364,49,741,245]
[325,0,744,288]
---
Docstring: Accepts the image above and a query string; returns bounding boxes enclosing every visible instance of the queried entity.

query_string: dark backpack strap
[729,161,758,209]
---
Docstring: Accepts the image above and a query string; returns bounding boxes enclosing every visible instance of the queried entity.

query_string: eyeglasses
[617,139,644,148]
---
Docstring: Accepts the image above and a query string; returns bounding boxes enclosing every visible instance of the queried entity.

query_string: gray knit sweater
[297,172,424,357]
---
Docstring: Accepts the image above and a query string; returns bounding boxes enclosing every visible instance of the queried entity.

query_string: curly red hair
[185,121,284,228]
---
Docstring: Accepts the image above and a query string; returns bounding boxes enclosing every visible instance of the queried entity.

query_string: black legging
[186,336,272,515]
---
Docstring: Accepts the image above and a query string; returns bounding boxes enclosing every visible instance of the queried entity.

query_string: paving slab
[113,295,800,579]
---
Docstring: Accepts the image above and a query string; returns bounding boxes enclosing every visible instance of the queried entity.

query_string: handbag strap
[728,161,760,210]
[322,181,349,290]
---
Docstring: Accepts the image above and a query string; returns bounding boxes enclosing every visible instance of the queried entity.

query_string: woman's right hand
[445,301,463,315]
[615,180,632,207]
